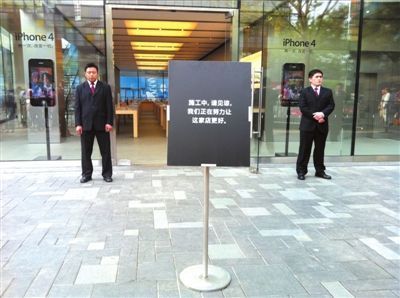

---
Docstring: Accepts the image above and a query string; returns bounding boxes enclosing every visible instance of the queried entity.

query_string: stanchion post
[43,100,51,160]
[179,164,231,292]
[203,165,209,278]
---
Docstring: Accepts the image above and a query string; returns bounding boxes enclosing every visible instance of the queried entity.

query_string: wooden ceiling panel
[112,9,231,23]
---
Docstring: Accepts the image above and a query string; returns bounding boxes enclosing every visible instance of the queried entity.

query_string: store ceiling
[112,9,232,71]
[52,4,231,71]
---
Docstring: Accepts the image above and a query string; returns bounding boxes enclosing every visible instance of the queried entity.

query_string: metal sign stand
[34,100,61,160]
[44,101,51,160]
[275,102,297,157]
[179,164,231,292]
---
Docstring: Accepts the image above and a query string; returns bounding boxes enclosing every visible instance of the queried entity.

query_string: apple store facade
[0,0,399,164]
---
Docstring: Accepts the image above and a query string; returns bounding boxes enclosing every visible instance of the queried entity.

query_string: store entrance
[110,7,233,165]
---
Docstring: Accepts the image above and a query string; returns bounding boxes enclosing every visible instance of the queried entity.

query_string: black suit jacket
[75,80,114,131]
[299,86,335,133]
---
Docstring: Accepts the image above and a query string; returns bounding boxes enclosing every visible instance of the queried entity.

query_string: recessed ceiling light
[137,66,167,70]
[136,61,169,66]
[125,20,196,30]
[131,42,183,51]
[127,29,192,37]
[134,54,175,60]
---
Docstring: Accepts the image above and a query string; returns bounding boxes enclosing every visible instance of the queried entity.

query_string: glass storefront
[240,0,399,162]
[0,0,398,162]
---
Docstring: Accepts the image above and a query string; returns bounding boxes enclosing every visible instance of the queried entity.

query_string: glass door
[250,65,264,172]
[239,1,267,172]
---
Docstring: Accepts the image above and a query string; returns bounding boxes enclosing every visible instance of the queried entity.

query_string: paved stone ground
[1,161,399,298]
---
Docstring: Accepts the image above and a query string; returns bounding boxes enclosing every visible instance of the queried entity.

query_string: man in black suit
[75,63,114,183]
[296,69,335,180]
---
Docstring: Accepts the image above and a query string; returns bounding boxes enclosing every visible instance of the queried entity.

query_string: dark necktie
[90,83,95,95]
[314,87,319,96]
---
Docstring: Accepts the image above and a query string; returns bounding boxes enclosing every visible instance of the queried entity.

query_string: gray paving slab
[341,278,400,292]
[353,291,398,298]
[47,284,93,298]
[157,280,180,298]
[234,264,308,296]
[137,259,176,281]
[2,276,35,298]
[91,281,157,297]
[1,161,399,297]
[24,266,60,297]
[340,260,395,280]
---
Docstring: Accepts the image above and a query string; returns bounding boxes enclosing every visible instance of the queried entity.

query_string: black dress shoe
[80,176,92,183]
[297,174,305,180]
[315,172,331,179]
[103,177,113,182]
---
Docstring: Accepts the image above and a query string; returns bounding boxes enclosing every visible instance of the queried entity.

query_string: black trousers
[296,129,328,175]
[81,130,112,178]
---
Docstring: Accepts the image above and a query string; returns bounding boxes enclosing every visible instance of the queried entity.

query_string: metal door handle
[252,67,263,138]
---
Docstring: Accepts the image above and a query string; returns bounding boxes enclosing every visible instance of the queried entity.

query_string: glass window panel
[355,1,400,155]
[0,1,106,160]
[240,0,360,158]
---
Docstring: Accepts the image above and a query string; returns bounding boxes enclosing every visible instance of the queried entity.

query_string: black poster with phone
[28,59,56,107]
[280,63,305,107]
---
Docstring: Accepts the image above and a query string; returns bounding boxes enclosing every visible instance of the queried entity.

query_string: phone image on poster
[280,63,305,107]
[28,59,56,107]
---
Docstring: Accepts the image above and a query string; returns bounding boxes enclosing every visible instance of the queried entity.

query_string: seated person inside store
[75,63,114,183]
[296,69,335,181]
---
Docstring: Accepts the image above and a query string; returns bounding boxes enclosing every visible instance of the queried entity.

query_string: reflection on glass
[120,72,168,101]
[355,0,400,155]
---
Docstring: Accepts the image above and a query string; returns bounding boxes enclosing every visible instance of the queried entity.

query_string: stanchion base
[274,152,297,157]
[179,265,231,292]
[34,155,62,161]
[249,167,259,174]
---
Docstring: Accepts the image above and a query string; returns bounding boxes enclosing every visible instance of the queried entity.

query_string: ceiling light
[137,66,167,70]
[136,61,169,66]
[74,0,81,21]
[131,42,183,51]
[125,20,197,30]
[127,29,192,37]
[125,21,197,37]
[134,54,175,60]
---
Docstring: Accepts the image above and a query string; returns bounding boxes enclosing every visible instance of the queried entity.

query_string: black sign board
[167,61,251,167]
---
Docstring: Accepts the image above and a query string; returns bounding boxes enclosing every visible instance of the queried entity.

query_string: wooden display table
[115,105,139,138]
[154,102,168,136]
